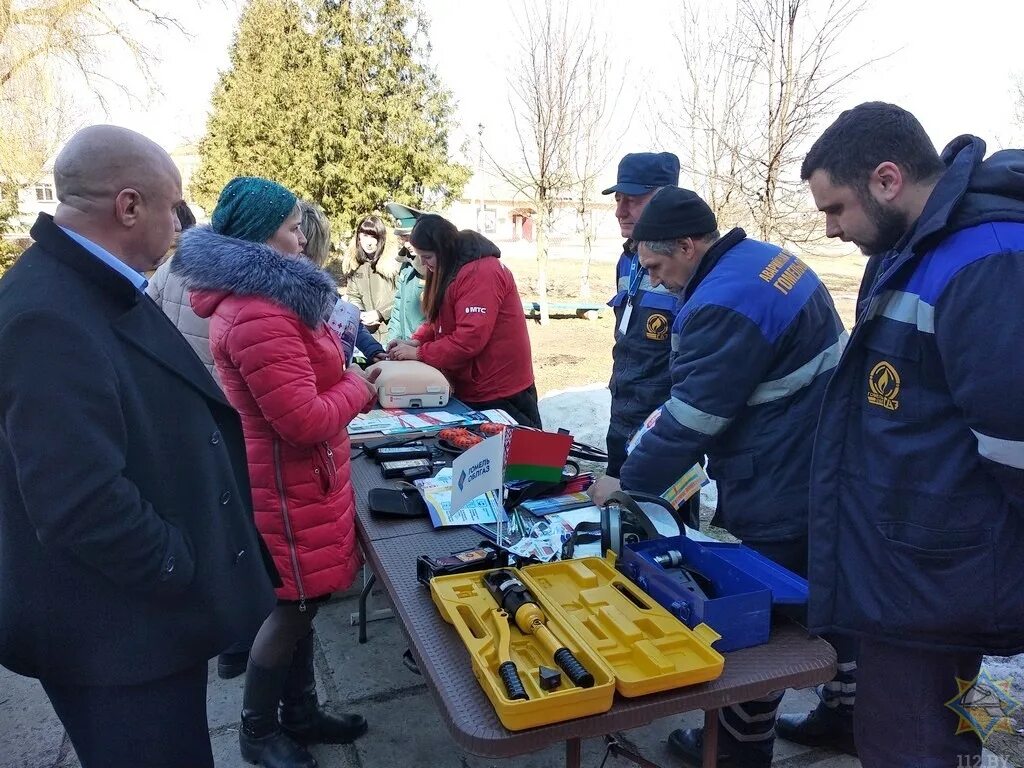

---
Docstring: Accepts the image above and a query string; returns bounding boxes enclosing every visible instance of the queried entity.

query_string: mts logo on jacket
[465,306,487,314]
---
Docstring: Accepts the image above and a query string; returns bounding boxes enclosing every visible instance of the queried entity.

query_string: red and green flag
[503,429,573,483]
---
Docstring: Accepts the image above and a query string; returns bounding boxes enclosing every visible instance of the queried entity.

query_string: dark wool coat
[174,227,375,602]
[0,214,277,686]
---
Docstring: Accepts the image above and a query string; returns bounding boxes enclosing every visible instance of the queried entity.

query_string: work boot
[239,659,318,768]
[776,701,857,756]
[218,649,250,680]
[667,727,772,768]
[280,631,368,744]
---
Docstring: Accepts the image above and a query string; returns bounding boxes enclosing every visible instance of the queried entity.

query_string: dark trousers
[716,537,858,752]
[465,383,542,429]
[41,662,212,768]
[855,639,982,768]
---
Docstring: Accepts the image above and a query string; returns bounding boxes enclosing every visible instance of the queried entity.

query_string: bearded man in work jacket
[802,101,1024,768]
[618,186,851,768]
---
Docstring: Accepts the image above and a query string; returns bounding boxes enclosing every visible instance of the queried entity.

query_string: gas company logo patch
[646,313,670,342]
[867,360,901,411]
[945,668,1021,743]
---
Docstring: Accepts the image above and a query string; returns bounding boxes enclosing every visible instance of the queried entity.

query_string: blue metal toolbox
[618,536,808,651]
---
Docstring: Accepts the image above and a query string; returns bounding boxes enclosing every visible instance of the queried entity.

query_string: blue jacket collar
[872,136,986,293]
[684,227,747,302]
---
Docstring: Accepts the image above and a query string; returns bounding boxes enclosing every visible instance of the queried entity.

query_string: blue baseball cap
[601,152,681,196]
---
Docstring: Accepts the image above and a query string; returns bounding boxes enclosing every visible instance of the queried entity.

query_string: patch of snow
[982,656,1024,689]
[539,384,610,450]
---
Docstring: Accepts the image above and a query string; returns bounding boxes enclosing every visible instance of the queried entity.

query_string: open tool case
[430,557,724,730]
[619,536,809,652]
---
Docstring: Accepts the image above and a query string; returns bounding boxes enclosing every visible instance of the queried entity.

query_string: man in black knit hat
[619,186,851,767]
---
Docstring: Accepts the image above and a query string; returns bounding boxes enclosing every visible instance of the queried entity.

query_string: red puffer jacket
[174,227,375,602]
[412,233,534,402]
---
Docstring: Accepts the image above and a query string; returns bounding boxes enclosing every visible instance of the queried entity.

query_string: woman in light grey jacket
[147,203,222,385]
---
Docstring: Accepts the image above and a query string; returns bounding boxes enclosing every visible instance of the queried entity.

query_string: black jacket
[0,214,277,685]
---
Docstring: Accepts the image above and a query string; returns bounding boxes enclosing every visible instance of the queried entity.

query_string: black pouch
[368,487,428,519]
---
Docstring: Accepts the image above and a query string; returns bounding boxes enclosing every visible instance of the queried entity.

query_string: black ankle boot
[240,659,318,768]
[218,649,250,680]
[280,631,368,745]
[667,727,773,768]
[776,701,857,755]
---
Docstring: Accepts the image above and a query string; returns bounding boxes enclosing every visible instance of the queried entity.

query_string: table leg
[358,571,376,644]
[702,708,719,768]
[603,735,662,767]
[566,737,582,768]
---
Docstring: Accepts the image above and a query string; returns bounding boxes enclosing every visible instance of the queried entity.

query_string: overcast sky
[91,0,1024,191]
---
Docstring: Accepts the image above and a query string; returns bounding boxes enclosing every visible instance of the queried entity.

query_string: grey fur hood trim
[172,226,337,328]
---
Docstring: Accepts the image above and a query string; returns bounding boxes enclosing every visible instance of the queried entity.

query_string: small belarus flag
[503,429,573,483]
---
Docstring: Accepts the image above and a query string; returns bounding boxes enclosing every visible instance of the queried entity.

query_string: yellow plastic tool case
[429,557,724,731]
[430,567,616,731]
[522,557,724,697]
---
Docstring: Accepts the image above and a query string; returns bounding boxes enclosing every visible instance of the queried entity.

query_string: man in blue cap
[589,152,683,506]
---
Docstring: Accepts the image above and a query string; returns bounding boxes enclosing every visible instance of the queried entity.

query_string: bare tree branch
[1,1,193,98]
[488,0,630,315]
[655,0,889,246]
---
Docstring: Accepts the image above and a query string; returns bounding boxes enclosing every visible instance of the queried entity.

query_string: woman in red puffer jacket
[173,176,376,768]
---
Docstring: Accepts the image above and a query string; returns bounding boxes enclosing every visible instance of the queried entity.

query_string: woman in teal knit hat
[211,176,301,242]
[173,176,377,768]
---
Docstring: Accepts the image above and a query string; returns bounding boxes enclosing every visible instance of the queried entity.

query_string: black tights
[250,602,320,669]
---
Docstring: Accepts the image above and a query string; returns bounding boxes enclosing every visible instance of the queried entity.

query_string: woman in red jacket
[387,214,541,428]
[173,177,376,768]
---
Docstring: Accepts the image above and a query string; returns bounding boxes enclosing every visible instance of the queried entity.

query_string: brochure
[413,467,507,528]
[348,409,473,435]
[325,297,360,367]
[519,492,594,517]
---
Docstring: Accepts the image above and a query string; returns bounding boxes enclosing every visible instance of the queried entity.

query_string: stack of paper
[413,467,506,528]
[348,409,469,435]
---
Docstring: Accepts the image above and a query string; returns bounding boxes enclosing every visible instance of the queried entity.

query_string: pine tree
[317,0,469,226]
[191,0,331,213]
[193,0,468,242]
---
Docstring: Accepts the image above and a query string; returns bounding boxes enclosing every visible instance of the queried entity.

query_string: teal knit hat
[211,176,298,243]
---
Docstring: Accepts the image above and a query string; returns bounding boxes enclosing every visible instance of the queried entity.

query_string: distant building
[2,143,203,238]
[445,166,618,245]
[4,175,59,232]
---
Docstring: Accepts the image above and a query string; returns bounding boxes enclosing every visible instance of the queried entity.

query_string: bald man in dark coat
[0,125,277,768]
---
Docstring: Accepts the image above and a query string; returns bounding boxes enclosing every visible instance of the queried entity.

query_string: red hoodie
[412,243,534,403]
